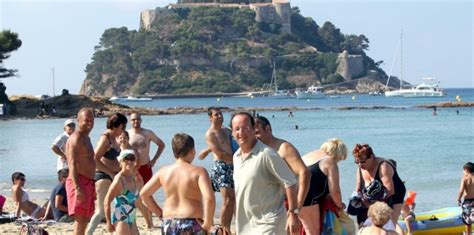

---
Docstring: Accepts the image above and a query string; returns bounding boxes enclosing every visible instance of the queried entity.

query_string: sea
[0,88,472,213]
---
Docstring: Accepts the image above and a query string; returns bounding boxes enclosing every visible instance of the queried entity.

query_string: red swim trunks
[66,174,96,218]
[138,164,153,184]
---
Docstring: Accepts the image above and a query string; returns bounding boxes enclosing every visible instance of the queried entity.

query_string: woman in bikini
[87,113,127,234]
[105,149,144,235]
[299,138,348,235]
[11,172,48,219]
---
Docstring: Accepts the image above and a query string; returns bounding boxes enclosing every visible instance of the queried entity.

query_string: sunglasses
[123,156,136,162]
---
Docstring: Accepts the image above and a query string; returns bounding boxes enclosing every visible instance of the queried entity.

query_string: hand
[60,156,67,161]
[106,222,115,233]
[198,149,209,160]
[285,212,301,235]
[76,187,85,202]
[200,222,213,233]
[339,202,346,210]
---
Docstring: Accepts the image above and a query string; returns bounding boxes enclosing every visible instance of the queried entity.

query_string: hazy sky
[1,0,472,96]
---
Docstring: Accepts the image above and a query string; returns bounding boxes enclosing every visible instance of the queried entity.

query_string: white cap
[64,119,75,127]
[118,149,135,161]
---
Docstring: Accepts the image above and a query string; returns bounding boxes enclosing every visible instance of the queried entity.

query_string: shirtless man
[255,116,311,211]
[65,108,96,235]
[198,107,234,232]
[128,112,165,183]
[140,133,215,233]
[457,162,474,235]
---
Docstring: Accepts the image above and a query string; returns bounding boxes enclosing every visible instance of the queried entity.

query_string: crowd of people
[3,107,473,235]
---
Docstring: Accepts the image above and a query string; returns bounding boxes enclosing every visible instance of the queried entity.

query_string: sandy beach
[0,196,239,234]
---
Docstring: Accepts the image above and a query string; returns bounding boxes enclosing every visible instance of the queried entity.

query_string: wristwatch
[289,208,300,214]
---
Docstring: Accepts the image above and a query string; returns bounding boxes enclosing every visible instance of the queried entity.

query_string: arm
[198,147,212,160]
[285,185,301,235]
[325,160,345,209]
[55,195,68,213]
[279,143,310,209]
[12,187,22,217]
[457,178,465,206]
[51,145,66,159]
[379,162,396,198]
[139,171,163,217]
[94,135,115,176]
[197,168,215,232]
[41,201,51,220]
[148,131,165,166]
[206,132,233,162]
[104,175,122,233]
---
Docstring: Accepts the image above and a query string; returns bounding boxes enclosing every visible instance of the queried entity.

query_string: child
[42,169,73,222]
[457,162,474,235]
[104,150,144,235]
[401,191,417,235]
[118,130,153,229]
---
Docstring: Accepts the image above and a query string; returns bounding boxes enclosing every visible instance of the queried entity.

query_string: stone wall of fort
[336,50,365,81]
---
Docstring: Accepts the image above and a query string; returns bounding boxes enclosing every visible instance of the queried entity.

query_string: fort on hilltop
[140,0,292,33]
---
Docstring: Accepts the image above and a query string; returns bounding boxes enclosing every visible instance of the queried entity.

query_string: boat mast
[52,67,56,96]
[400,30,403,90]
[272,60,277,92]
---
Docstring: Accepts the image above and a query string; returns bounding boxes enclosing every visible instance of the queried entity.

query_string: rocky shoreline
[1,94,472,120]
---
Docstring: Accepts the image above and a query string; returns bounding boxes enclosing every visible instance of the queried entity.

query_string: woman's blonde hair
[320,138,348,161]
[368,202,393,226]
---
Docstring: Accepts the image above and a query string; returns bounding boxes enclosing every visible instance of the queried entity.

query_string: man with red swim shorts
[65,108,96,235]
[128,112,165,183]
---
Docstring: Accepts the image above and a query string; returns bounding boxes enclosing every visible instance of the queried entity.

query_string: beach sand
[0,196,230,235]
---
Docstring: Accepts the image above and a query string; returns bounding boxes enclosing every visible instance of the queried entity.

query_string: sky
[0,0,472,96]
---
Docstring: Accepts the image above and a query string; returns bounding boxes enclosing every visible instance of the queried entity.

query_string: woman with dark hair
[353,144,406,230]
[11,172,48,219]
[87,113,127,234]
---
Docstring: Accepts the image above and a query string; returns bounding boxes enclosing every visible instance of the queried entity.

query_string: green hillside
[81,6,385,96]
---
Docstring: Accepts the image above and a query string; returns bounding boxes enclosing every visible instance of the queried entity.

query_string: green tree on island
[0,30,22,115]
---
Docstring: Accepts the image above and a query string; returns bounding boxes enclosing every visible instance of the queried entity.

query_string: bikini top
[113,177,138,209]
[21,189,29,203]
[102,134,120,160]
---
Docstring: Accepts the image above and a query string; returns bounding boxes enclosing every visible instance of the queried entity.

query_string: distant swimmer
[288,111,294,118]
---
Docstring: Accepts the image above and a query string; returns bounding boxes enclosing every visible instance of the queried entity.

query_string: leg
[136,197,154,228]
[73,215,90,235]
[86,179,111,235]
[220,187,235,232]
[466,224,471,235]
[115,221,131,235]
[404,215,413,235]
[299,204,320,235]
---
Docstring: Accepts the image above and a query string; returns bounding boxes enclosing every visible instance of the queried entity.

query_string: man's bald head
[77,108,94,134]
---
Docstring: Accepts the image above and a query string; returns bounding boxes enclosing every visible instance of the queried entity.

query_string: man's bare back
[463,174,474,199]
[158,162,210,218]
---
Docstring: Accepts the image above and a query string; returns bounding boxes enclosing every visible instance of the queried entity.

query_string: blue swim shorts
[210,160,234,192]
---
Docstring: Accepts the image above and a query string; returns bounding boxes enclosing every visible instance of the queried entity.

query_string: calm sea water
[0,88,472,212]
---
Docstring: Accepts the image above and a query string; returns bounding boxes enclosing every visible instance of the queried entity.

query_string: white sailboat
[385,32,445,97]
[268,61,291,99]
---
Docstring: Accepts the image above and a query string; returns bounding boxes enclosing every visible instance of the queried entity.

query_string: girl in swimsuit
[105,149,144,235]
[118,131,154,229]
[11,172,49,219]
[299,138,348,235]
[87,113,127,234]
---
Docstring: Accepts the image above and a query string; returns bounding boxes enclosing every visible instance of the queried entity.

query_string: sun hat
[118,149,135,161]
[64,119,75,127]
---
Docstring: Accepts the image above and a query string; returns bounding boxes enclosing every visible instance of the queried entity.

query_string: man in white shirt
[231,112,300,234]
[51,119,75,171]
